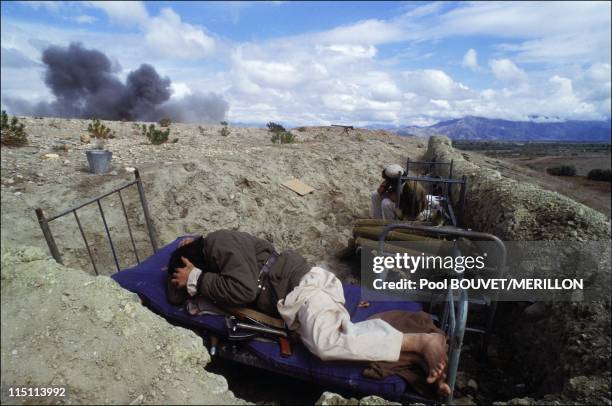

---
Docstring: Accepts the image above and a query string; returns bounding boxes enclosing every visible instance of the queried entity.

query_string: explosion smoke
[4,43,228,123]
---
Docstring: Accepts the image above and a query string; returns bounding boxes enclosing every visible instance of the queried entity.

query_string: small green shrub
[270,131,295,144]
[142,124,169,145]
[219,122,230,137]
[296,126,307,132]
[587,168,611,182]
[546,165,576,176]
[267,121,295,144]
[158,117,172,127]
[198,125,206,135]
[88,118,115,139]
[0,110,28,146]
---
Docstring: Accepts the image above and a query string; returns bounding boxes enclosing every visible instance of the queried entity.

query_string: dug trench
[1,118,609,404]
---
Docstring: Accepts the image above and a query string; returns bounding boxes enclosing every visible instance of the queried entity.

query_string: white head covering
[384,164,404,178]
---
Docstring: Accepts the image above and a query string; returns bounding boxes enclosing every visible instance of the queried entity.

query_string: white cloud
[462,48,478,71]
[313,19,406,46]
[144,8,215,59]
[402,69,471,99]
[71,14,97,24]
[489,58,527,83]
[86,1,149,26]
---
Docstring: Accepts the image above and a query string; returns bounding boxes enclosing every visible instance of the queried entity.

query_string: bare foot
[436,373,451,397]
[402,333,448,383]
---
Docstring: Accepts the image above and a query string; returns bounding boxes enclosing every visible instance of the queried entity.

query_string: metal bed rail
[35,169,158,274]
[377,223,506,403]
[406,158,454,179]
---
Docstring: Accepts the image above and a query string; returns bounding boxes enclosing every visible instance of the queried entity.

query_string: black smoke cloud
[4,43,228,123]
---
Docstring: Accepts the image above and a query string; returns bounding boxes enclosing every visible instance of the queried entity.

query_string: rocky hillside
[396,116,612,142]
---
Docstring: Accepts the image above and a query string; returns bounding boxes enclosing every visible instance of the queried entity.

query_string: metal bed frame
[406,158,454,179]
[401,158,466,226]
[377,223,507,404]
[395,173,468,227]
[35,169,158,274]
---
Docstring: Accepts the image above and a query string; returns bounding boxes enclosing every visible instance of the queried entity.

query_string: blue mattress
[111,237,424,400]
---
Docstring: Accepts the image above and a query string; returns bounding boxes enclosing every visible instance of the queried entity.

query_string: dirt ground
[0,117,427,278]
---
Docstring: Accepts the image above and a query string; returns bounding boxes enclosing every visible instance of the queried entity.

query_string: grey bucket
[86,149,112,174]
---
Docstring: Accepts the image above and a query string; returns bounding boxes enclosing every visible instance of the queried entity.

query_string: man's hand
[171,257,194,289]
[377,182,387,195]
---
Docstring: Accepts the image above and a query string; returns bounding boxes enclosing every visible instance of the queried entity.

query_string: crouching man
[167,229,449,394]
[371,164,404,220]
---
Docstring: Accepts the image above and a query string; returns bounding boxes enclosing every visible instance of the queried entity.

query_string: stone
[315,391,400,405]
[80,134,91,144]
[125,167,136,173]
[43,153,60,160]
[467,379,478,391]
[453,397,476,405]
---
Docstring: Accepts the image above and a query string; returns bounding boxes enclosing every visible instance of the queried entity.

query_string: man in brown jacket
[168,229,450,395]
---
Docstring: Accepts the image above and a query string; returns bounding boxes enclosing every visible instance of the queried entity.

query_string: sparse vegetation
[87,118,115,149]
[158,117,172,127]
[88,119,115,139]
[546,165,576,177]
[295,126,307,132]
[1,110,28,146]
[267,121,295,144]
[142,124,170,145]
[171,138,179,144]
[587,168,611,182]
[219,122,230,137]
[198,125,206,136]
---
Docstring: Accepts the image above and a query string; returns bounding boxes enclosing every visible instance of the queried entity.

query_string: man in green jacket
[168,229,450,395]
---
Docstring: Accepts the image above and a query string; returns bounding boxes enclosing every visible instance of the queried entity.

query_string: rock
[523,302,547,320]
[125,167,136,173]
[467,379,478,391]
[455,371,468,389]
[453,397,476,405]
[14,192,22,196]
[315,392,359,405]
[80,134,91,144]
[43,153,60,160]
[510,398,533,405]
[315,391,399,405]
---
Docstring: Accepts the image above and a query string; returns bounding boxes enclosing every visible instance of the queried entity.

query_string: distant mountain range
[387,116,611,142]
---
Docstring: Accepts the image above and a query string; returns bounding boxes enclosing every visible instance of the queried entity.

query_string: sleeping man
[166,229,450,395]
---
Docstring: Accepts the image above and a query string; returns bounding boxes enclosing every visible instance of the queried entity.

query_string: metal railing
[406,158,454,179]
[395,174,468,227]
[377,223,506,403]
[35,169,158,274]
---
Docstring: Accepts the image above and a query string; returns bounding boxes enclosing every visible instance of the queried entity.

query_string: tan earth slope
[0,246,246,405]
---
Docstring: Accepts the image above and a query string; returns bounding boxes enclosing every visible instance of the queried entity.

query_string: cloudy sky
[1,1,610,126]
